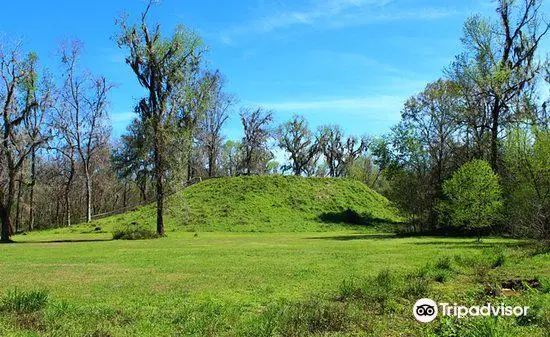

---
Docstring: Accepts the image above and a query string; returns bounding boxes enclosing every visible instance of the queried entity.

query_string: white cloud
[219,0,457,44]
[111,112,135,123]
[252,95,405,119]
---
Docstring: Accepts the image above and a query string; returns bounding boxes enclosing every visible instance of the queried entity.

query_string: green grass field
[0,177,549,336]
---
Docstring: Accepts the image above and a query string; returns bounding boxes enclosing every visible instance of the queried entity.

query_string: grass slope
[93,176,401,233]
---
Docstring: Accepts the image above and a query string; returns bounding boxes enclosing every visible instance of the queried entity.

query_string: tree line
[1,0,548,242]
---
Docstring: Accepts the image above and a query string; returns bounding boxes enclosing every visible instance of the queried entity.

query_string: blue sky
[1,0,547,142]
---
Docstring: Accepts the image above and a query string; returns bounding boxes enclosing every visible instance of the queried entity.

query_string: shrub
[112,222,159,240]
[430,269,452,283]
[0,289,48,314]
[472,261,492,284]
[535,276,550,294]
[278,299,351,335]
[490,251,506,268]
[460,317,514,337]
[337,279,365,301]
[403,277,431,298]
[441,159,503,242]
[435,256,453,271]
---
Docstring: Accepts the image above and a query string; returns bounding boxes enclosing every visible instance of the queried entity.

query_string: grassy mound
[93,176,401,232]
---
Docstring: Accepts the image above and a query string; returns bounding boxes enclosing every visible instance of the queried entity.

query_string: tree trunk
[64,176,73,227]
[0,205,11,243]
[208,151,215,178]
[154,128,165,236]
[65,189,71,227]
[123,182,128,208]
[1,172,16,242]
[29,148,36,231]
[490,99,500,171]
[139,180,146,202]
[55,193,60,226]
[15,171,24,233]
[84,166,92,223]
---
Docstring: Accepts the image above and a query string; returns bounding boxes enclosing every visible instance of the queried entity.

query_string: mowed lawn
[0,230,548,336]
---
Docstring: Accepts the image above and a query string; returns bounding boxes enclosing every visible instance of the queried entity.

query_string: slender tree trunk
[123,182,128,208]
[84,166,92,222]
[15,171,23,233]
[55,194,60,226]
[139,180,146,202]
[490,100,500,171]
[208,150,215,178]
[65,167,74,226]
[29,148,36,231]
[65,188,71,227]
[154,127,165,236]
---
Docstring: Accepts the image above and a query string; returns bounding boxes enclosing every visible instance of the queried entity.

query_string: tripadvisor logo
[413,298,529,323]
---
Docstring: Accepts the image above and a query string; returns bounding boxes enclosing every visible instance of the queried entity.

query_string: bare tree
[51,112,77,226]
[116,0,204,235]
[318,125,367,177]
[197,71,234,177]
[276,115,318,176]
[239,107,273,175]
[58,41,111,223]
[24,70,53,230]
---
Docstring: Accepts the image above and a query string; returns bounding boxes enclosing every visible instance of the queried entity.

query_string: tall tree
[276,115,318,176]
[239,107,273,175]
[0,46,50,242]
[450,0,549,170]
[24,70,52,230]
[220,140,240,177]
[116,0,204,235]
[318,125,367,177]
[58,41,111,223]
[196,71,234,178]
[112,118,153,202]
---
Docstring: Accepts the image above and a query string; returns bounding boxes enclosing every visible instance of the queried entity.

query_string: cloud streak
[252,95,406,119]
[219,0,457,45]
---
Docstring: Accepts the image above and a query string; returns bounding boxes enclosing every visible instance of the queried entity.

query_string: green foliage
[504,127,550,239]
[346,154,389,191]
[112,222,159,240]
[435,256,453,270]
[441,159,503,237]
[276,115,318,176]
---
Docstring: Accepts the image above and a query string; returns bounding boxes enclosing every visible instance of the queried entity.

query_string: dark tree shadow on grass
[318,209,399,227]
[6,238,113,244]
[305,234,398,241]
[409,240,530,249]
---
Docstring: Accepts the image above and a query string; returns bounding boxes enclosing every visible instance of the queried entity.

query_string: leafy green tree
[317,125,367,177]
[449,0,549,170]
[116,0,205,235]
[388,79,463,227]
[220,140,240,177]
[504,127,550,240]
[239,107,273,175]
[442,159,503,241]
[276,115,319,176]
[345,155,387,191]
[112,118,153,202]
[196,71,234,178]
[0,47,51,242]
